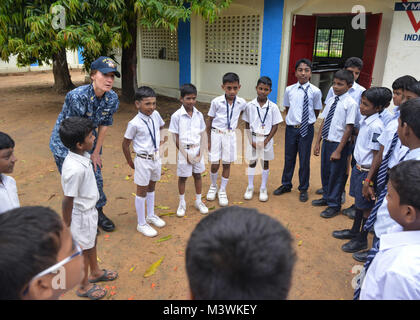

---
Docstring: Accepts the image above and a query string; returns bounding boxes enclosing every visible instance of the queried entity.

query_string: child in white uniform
[123,86,166,237]
[60,117,117,300]
[206,72,247,206]
[243,76,283,202]
[0,132,19,215]
[169,84,208,217]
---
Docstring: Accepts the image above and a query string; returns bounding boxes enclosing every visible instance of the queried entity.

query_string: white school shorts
[134,156,162,186]
[245,135,274,162]
[209,130,237,163]
[71,207,98,250]
[177,146,205,177]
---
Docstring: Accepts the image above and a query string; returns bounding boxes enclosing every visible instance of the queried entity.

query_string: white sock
[220,177,229,191]
[195,194,202,202]
[135,196,146,226]
[210,172,218,187]
[247,167,255,189]
[179,194,186,204]
[146,192,155,218]
[261,169,269,190]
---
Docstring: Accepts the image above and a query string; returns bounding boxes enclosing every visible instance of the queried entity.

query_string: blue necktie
[363,132,399,232]
[322,96,340,140]
[299,86,310,137]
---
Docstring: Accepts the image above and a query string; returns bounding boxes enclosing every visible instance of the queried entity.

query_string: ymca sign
[395,1,420,39]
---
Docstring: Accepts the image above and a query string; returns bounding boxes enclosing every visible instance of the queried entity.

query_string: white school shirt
[379,108,394,127]
[374,147,420,238]
[61,151,99,212]
[353,113,384,166]
[360,226,420,300]
[325,82,365,128]
[0,174,20,215]
[320,92,357,143]
[168,106,206,145]
[242,98,283,135]
[208,95,247,131]
[124,111,165,154]
[283,81,322,126]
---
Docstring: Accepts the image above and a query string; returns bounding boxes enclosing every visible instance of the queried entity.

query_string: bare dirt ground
[0,70,371,300]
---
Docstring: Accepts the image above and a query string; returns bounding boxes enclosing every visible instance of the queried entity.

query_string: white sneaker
[218,189,229,206]
[244,186,254,200]
[146,215,166,228]
[207,185,218,201]
[195,200,209,214]
[137,223,158,237]
[259,188,268,202]
[177,202,186,217]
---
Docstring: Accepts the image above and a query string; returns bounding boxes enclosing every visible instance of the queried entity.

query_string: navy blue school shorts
[349,165,376,210]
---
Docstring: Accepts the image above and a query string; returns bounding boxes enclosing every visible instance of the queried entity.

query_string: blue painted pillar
[178,19,191,86]
[260,0,285,102]
[78,47,84,64]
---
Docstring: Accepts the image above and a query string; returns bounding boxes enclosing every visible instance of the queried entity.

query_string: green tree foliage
[0,0,232,95]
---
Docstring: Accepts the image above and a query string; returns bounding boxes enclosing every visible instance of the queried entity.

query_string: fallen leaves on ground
[144,257,164,278]
[157,235,172,243]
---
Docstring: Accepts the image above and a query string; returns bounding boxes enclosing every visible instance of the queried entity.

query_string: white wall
[382,7,420,105]
[278,0,395,105]
[191,0,265,102]
[136,25,180,98]
[0,50,82,74]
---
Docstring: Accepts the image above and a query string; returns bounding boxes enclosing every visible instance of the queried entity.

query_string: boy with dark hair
[123,86,167,237]
[332,88,384,253]
[0,132,19,214]
[60,117,118,300]
[377,87,393,126]
[169,84,208,217]
[0,206,84,300]
[312,70,357,218]
[274,58,322,202]
[322,57,366,216]
[360,160,420,300]
[403,81,420,101]
[186,206,296,300]
[243,76,283,201]
[206,72,247,206]
[392,75,417,107]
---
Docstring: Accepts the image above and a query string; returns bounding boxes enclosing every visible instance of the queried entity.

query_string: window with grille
[205,15,260,65]
[313,28,345,58]
[140,26,179,61]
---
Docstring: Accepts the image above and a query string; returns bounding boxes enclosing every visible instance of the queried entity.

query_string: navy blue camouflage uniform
[49,84,119,209]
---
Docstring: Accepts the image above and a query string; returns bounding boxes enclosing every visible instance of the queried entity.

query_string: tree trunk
[52,48,75,93]
[121,15,138,103]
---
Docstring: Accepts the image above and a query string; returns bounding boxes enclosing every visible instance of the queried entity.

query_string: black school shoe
[98,208,115,232]
[299,191,308,202]
[320,207,340,218]
[341,237,368,253]
[332,229,358,240]
[352,250,369,262]
[342,204,356,220]
[273,185,292,195]
[315,188,324,195]
[312,198,328,206]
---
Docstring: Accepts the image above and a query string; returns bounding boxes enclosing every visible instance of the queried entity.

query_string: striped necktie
[363,132,399,232]
[355,147,410,299]
[299,85,310,137]
[322,96,340,140]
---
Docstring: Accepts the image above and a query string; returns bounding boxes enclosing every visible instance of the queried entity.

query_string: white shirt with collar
[360,225,420,300]
[353,113,384,166]
[208,94,247,131]
[0,174,20,215]
[168,106,206,146]
[242,98,283,135]
[61,151,99,212]
[283,81,322,126]
[124,110,165,155]
[326,82,365,128]
[374,147,420,238]
[379,108,394,127]
[320,92,358,143]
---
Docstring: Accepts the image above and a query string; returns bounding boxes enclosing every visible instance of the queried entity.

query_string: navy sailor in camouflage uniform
[49,56,120,232]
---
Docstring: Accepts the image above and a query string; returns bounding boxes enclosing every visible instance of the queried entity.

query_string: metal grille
[140,26,179,61]
[205,15,260,65]
[313,28,345,58]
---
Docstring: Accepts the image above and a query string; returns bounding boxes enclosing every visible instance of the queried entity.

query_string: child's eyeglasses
[22,239,83,296]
